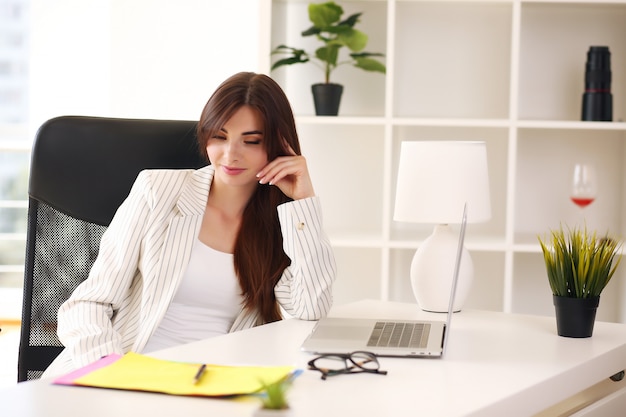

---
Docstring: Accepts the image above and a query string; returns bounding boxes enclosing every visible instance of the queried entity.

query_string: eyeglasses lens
[313,355,348,374]
[350,352,379,371]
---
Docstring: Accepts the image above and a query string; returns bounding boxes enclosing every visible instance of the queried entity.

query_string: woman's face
[206,105,269,191]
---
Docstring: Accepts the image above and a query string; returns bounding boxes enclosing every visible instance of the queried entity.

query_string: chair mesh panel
[28,201,106,347]
[27,370,44,381]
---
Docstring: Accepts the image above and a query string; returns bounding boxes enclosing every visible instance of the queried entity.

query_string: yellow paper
[73,352,294,397]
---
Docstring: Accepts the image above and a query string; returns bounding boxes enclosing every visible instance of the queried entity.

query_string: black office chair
[18,116,207,381]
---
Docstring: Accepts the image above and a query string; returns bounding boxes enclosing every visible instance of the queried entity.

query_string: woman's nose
[224,140,241,162]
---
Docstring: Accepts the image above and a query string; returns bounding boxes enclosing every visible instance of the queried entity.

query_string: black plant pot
[553,295,600,338]
[311,83,343,116]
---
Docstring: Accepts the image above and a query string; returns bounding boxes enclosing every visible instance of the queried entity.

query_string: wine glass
[570,163,597,209]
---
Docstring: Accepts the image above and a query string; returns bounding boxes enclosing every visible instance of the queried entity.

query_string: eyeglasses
[307,351,388,380]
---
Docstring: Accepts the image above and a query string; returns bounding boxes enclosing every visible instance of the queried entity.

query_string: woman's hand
[256,144,315,200]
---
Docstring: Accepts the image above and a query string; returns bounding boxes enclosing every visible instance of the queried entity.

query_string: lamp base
[411,224,473,312]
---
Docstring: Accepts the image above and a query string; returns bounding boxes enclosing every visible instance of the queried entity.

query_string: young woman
[42,72,336,378]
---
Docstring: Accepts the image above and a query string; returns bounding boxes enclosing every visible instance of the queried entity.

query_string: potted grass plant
[270,1,386,116]
[538,225,622,338]
[253,375,295,416]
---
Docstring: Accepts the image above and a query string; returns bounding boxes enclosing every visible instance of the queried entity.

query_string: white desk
[3,300,626,416]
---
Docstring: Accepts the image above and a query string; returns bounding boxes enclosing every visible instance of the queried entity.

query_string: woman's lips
[222,165,245,175]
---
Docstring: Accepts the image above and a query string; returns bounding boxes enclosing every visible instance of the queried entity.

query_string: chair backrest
[18,116,207,381]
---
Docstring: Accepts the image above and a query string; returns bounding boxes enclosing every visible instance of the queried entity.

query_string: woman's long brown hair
[196,72,300,324]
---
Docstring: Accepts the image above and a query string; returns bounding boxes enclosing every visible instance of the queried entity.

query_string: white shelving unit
[265,0,626,322]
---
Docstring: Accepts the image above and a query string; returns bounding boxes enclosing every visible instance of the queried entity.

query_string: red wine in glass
[571,196,595,208]
[571,163,596,209]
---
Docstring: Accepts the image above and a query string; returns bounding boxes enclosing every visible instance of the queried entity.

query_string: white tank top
[142,239,243,353]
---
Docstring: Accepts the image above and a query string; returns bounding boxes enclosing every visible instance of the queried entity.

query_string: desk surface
[3,300,626,417]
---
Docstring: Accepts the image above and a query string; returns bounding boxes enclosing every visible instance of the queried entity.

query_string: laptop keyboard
[367,322,430,348]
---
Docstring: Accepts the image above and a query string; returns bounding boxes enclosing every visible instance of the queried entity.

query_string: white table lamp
[394,141,491,312]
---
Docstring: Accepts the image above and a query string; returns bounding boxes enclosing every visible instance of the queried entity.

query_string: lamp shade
[394,141,491,224]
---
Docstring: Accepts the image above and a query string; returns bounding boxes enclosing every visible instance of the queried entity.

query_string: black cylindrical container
[581,46,612,121]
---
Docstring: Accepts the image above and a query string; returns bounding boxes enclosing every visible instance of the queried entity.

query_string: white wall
[28,0,263,130]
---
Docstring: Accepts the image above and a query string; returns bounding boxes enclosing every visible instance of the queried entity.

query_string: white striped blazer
[42,165,336,378]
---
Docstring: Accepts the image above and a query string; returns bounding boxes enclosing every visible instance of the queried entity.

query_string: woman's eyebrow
[219,128,263,136]
[243,130,263,136]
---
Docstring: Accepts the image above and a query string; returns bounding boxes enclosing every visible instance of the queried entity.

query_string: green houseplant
[270,1,386,116]
[538,225,622,337]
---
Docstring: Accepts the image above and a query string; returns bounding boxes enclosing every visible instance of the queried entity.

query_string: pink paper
[53,353,123,386]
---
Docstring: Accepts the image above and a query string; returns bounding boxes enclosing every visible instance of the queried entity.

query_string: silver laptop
[301,204,468,358]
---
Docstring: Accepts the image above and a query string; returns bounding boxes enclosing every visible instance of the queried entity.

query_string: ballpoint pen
[193,364,207,385]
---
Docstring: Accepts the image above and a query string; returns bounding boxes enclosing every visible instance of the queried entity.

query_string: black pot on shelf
[553,295,600,338]
[311,83,343,116]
